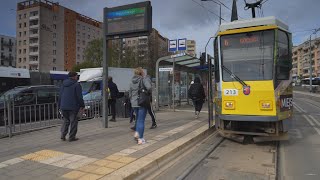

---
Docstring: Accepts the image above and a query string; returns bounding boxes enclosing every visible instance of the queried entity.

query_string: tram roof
[218,16,289,33]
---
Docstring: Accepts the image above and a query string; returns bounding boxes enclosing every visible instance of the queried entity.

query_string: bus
[0,67,30,94]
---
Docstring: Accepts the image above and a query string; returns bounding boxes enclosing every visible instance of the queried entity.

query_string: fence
[0,95,105,138]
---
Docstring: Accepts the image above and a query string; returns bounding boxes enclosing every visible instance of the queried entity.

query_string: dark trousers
[193,100,204,112]
[108,99,116,119]
[61,110,78,139]
[147,105,156,125]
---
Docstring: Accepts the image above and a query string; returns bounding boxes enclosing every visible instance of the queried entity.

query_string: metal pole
[309,35,313,92]
[173,55,175,112]
[219,4,221,25]
[102,16,109,128]
[205,37,214,128]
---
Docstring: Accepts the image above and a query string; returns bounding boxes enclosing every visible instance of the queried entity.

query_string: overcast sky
[1,0,320,56]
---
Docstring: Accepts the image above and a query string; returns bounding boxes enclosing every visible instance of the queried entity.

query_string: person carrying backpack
[188,77,206,119]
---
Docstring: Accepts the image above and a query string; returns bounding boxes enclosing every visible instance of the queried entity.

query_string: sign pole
[173,54,175,112]
[102,25,109,128]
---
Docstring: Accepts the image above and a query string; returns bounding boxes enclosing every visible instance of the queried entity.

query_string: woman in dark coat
[188,77,206,119]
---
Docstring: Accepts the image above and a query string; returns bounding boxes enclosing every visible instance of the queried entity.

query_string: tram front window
[221,30,275,82]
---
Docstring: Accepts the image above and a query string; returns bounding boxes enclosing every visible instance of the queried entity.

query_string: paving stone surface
[0,108,208,179]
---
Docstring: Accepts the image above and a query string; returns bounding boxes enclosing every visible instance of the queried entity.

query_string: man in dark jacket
[58,72,85,142]
[108,76,119,122]
[188,77,206,119]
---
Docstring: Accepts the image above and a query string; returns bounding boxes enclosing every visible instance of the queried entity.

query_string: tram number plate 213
[224,89,238,96]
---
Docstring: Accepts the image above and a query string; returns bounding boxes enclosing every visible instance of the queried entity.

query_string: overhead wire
[191,0,227,22]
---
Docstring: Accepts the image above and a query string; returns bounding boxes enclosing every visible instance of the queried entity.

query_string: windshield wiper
[222,65,248,87]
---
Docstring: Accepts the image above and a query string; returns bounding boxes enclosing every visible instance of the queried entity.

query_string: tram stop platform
[0,106,212,180]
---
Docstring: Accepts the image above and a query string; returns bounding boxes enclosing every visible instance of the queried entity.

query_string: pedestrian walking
[108,76,119,122]
[58,72,85,142]
[129,67,152,145]
[145,75,157,129]
[188,77,206,119]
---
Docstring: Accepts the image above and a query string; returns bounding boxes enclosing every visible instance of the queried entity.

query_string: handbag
[138,78,150,107]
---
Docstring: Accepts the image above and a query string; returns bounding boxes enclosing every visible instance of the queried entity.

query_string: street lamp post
[201,0,222,25]
[205,37,214,128]
[309,28,320,92]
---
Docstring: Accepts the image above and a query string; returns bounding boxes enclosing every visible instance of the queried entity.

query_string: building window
[88,35,90,39]
[19,49,21,54]
[19,14,21,19]
[82,41,85,45]
[82,26,85,30]
[24,31,26,36]
[19,58,21,63]
[77,31,80,36]
[77,54,80,59]
[19,41,21,46]
[77,47,80,51]
[53,58,56,63]
[23,66,26,69]
[53,50,56,55]
[53,41,56,46]
[77,24,80,28]
[53,15,57,20]
[53,33,57,38]
[24,14,26,18]
[19,32,21,37]
[53,67,56,70]
[53,24,56,29]
[19,23,21,28]
[24,22,27,27]
[23,58,26,62]
[23,40,26,45]
[77,40,80,45]
[83,33,85,38]
[23,49,26,54]
[88,27,90,32]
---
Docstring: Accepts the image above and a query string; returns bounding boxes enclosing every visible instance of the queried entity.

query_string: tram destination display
[104,1,152,39]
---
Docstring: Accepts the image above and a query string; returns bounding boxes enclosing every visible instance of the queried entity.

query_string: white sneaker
[195,111,199,119]
[134,132,139,141]
[138,138,146,145]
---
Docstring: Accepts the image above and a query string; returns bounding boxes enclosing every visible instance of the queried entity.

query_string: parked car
[82,91,102,119]
[0,85,59,126]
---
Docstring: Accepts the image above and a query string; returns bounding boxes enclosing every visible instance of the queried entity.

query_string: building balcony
[29,42,39,47]
[0,55,14,61]
[29,24,39,29]
[29,51,39,56]
[29,33,39,38]
[29,15,39,20]
[29,60,39,65]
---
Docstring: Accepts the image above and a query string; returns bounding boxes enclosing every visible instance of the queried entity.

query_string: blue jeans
[133,107,147,139]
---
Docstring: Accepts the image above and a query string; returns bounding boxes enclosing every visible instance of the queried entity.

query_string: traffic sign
[178,38,187,51]
[169,39,177,52]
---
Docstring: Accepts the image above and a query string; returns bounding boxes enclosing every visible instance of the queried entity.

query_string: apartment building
[0,35,16,67]
[112,28,170,76]
[16,0,102,72]
[292,37,320,80]
[186,40,196,57]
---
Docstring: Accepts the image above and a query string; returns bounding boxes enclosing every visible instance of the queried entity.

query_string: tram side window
[214,38,220,82]
[276,30,291,80]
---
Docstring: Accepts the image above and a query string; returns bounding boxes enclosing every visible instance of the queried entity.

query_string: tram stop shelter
[155,53,211,111]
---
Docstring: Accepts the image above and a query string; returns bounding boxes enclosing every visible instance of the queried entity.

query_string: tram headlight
[224,101,235,110]
[260,101,272,110]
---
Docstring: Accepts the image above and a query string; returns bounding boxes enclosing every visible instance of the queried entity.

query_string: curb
[100,124,214,180]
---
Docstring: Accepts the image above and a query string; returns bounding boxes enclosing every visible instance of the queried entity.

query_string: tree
[84,38,103,66]
[72,61,99,72]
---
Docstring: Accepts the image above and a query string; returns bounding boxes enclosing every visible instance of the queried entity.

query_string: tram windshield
[221,30,275,82]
